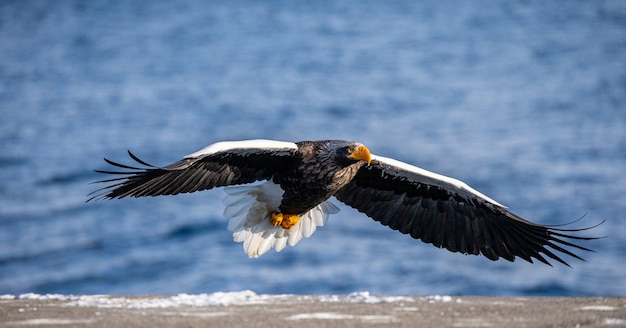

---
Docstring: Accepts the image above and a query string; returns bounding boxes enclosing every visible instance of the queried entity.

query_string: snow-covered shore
[1,292,623,327]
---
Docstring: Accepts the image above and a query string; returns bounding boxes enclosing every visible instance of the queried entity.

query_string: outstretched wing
[334,154,600,266]
[88,139,298,201]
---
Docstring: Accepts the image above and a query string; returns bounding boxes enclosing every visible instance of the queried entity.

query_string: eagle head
[329,141,371,167]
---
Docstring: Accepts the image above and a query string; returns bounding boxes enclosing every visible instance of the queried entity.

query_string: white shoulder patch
[222,181,339,258]
[371,154,505,208]
[185,139,298,158]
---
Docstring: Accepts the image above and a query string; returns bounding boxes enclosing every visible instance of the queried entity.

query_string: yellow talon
[270,212,283,227]
[270,212,300,229]
[281,214,300,229]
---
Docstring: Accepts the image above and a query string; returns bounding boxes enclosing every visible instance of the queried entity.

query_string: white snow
[287,312,356,320]
[4,318,96,326]
[604,318,625,325]
[581,305,616,311]
[13,291,275,308]
[319,291,414,304]
[3,291,459,309]
[421,295,455,303]
[286,312,398,323]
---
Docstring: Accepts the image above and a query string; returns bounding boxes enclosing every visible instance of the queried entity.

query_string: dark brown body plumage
[275,141,367,215]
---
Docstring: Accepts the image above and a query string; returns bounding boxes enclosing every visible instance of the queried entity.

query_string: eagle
[88,139,600,265]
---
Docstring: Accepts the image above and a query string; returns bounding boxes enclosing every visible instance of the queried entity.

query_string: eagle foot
[281,213,300,229]
[270,212,283,227]
[270,212,300,229]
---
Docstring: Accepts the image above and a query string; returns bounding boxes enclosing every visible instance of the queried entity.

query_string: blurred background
[1,1,625,296]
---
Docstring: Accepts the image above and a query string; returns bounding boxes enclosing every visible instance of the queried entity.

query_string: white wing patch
[371,154,506,208]
[223,181,339,258]
[185,139,298,158]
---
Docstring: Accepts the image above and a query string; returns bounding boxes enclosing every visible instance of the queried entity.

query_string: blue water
[1,1,625,297]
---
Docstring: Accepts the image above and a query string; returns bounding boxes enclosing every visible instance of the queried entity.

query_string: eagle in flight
[89,139,599,265]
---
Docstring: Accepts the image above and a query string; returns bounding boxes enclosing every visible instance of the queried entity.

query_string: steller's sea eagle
[88,139,600,265]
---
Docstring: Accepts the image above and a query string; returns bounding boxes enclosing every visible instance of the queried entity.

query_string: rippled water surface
[1,1,625,296]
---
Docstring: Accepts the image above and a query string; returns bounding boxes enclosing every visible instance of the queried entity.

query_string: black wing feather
[88,148,297,202]
[334,158,601,266]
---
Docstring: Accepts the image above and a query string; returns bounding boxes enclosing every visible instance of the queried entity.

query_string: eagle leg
[280,213,300,229]
[270,212,300,229]
[270,212,283,227]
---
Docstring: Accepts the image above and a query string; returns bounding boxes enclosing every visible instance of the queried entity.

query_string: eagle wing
[334,154,599,266]
[88,139,298,201]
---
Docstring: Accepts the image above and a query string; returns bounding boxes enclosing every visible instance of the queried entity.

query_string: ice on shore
[2,291,456,309]
[10,291,269,308]
[319,291,415,303]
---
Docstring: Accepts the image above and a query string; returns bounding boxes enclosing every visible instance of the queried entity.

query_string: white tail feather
[223,181,339,258]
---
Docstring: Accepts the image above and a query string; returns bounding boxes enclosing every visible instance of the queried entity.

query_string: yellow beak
[349,144,371,166]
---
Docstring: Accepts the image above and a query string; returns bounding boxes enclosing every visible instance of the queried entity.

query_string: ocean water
[1,1,625,297]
